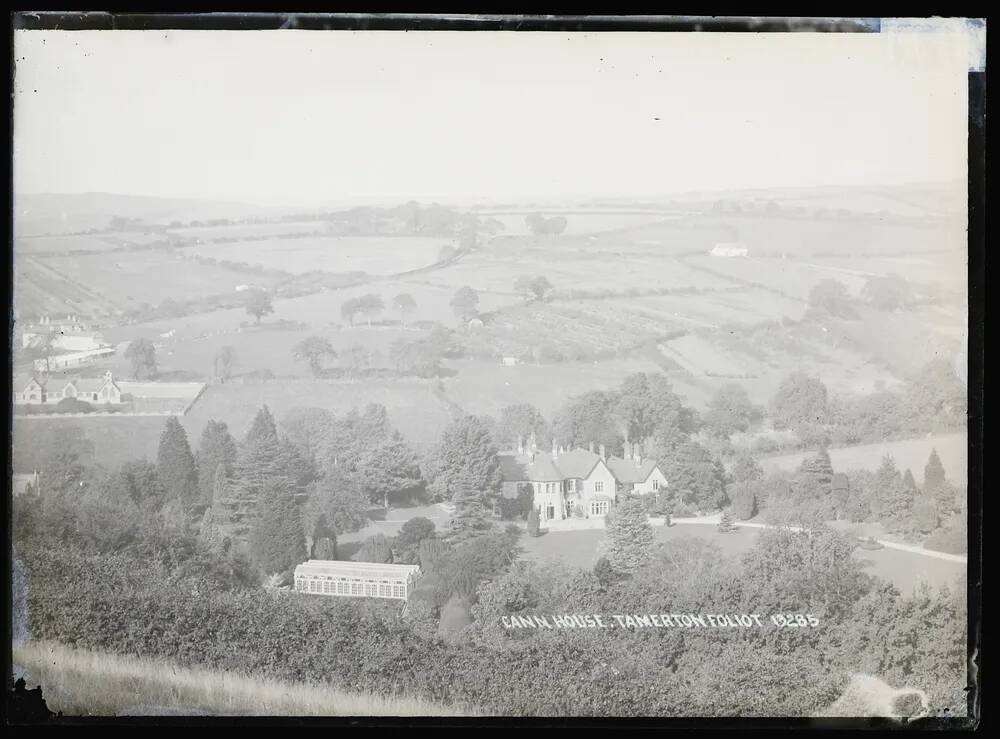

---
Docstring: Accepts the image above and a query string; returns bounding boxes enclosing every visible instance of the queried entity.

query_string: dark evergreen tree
[245,405,278,445]
[717,509,737,533]
[156,417,198,508]
[313,536,337,560]
[924,449,947,492]
[249,477,306,576]
[196,420,237,507]
[605,497,654,573]
[526,506,541,537]
[357,533,393,563]
[447,483,496,543]
[426,415,503,503]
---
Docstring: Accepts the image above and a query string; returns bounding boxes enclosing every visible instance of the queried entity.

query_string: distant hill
[12,192,294,237]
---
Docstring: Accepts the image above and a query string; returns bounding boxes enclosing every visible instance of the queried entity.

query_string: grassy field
[475,212,678,236]
[520,523,966,595]
[15,231,169,255]
[440,356,664,419]
[180,235,449,276]
[13,640,468,717]
[759,431,968,486]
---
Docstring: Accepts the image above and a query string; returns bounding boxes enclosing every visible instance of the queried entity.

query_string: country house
[499,435,668,523]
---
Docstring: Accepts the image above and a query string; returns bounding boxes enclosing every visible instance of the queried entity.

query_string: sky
[13,28,974,208]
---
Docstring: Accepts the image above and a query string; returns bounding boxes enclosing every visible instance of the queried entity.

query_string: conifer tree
[245,405,278,445]
[156,416,198,508]
[357,533,393,563]
[196,420,237,506]
[447,484,495,543]
[717,509,737,533]
[526,506,541,537]
[604,497,654,573]
[427,415,503,503]
[249,477,306,576]
[924,449,947,492]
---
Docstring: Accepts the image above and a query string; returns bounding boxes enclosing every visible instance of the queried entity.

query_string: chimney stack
[529,432,537,454]
[634,441,642,467]
[517,435,524,455]
[589,441,595,454]
[552,439,558,460]
[599,443,606,461]
[624,441,631,460]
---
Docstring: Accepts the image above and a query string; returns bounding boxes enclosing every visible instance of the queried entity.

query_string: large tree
[156,416,198,508]
[125,338,158,380]
[244,289,275,324]
[292,335,337,376]
[449,286,480,322]
[425,415,503,504]
[703,383,763,438]
[862,273,915,311]
[213,345,237,383]
[496,403,552,449]
[604,497,654,574]
[249,477,307,577]
[195,420,238,507]
[393,293,417,325]
[356,431,423,510]
[807,279,858,319]
[770,372,829,432]
[552,390,621,453]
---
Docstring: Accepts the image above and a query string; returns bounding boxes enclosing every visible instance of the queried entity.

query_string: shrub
[526,508,541,537]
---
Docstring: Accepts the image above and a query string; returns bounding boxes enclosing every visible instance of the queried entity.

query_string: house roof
[65,374,119,393]
[498,452,564,482]
[553,448,602,479]
[14,374,43,391]
[606,456,660,484]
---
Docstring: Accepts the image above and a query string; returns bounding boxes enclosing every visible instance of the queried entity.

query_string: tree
[448,483,495,543]
[395,517,436,564]
[604,498,654,573]
[552,390,621,452]
[156,416,198,508]
[426,415,503,504]
[731,450,764,484]
[25,332,57,374]
[244,289,274,324]
[807,279,858,319]
[613,373,696,444]
[389,338,443,378]
[704,383,763,437]
[313,536,337,560]
[418,537,449,572]
[438,594,473,642]
[496,404,552,449]
[717,509,737,533]
[249,477,307,576]
[357,533,393,563]
[770,372,828,431]
[245,405,279,445]
[356,431,423,510]
[514,275,554,302]
[195,420,237,507]
[655,439,727,513]
[125,338,158,379]
[341,297,363,327]
[304,466,369,535]
[292,336,337,376]
[924,449,947,493]
[449,286,480,321]
[729,481,758,520]
[796,446,835,501]
[341,344,373,377]
[358,294,385,327]
[214,345,237,383]
[526,507,541,537]
[393,293,417,325]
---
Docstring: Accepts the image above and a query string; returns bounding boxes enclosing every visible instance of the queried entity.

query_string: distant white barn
[293,559,421,600]
[710,242,749,257]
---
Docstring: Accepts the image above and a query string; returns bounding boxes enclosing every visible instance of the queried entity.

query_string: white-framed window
[652,479,659,491]
[590,501,609,516]
[594,481,604,493]
[546,503,555,520]
[393,584,405,598]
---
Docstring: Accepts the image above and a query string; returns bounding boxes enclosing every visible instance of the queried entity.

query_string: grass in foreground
[13,640,473,717]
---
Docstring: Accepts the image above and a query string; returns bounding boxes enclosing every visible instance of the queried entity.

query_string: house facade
[12,371,123,406]
[499,436,668,523]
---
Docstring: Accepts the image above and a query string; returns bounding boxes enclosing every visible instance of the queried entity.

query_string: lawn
[519,523,966,595]
[759,431,968,486]
[180,235,449,276]
[13,640,468,717]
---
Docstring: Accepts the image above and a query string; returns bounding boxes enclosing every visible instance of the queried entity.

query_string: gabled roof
[65,374,119,393]
[553,448,603,479]
[14,374,44,391]
[606,456,660,484]
[497,451,564,482]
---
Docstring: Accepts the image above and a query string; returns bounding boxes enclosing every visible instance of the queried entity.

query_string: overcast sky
[13,29,972,207]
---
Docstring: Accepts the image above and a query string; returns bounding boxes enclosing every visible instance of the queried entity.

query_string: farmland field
[477,212,680,236]
[759,431,968,486]
[520,523,966,595]
[180,236,449,276]
[440,356,664,420]
[15,231,170,255]
[168,220,334,241]
[23,251,284,314]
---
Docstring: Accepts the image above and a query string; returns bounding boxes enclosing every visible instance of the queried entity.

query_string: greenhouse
[293,559,422,601]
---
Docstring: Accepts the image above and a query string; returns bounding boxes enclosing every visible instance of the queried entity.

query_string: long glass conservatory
[293,559,422,601]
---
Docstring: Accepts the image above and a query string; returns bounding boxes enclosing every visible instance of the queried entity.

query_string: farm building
[498,435,668,523]
[293,560,421,601]
[709,242,749,257]
[12,374,46,404]
[501,356,520,366]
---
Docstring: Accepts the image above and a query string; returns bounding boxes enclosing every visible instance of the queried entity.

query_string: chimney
[529,432,537,453]
[634,441,642,467]
[517,435,524,455]
[598,444,606,461]
[589,441,595,454]
[551,439,558,460]
[623,441,631,460]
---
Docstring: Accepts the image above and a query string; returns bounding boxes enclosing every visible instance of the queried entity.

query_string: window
[309,579,320,593]
[594,481,604,493]
[590,501,609,516]
[652,479,659,491]
[546,504,555,520]
[351,582,362,595]
[393,584,405,598]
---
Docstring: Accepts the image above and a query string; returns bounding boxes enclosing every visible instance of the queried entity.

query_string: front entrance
[546,503,555,521]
